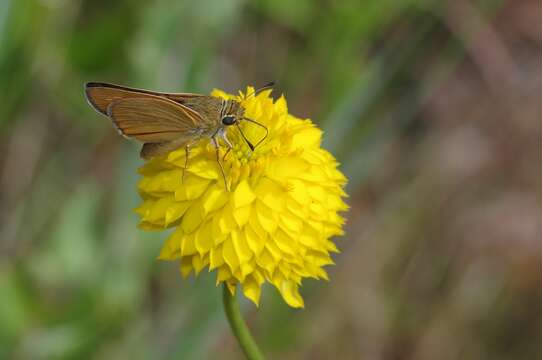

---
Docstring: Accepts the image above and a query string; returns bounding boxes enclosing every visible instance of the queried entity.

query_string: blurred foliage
[2,0,542,359]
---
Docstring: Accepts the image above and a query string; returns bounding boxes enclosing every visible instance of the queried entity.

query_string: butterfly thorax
[175,96,244,130]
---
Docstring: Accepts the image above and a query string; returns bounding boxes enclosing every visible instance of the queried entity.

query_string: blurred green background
[2,0,542,358]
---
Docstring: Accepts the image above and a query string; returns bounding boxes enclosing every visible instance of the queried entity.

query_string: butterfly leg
[221,131,234,162]
[181,144,191,184]
[212,136,230,191]
[223,147,232,162]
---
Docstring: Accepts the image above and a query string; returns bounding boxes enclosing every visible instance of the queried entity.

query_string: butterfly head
[220,93,269,152]
[221,100,245,127]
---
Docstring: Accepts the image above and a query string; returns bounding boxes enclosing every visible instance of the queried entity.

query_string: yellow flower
[135,87,348,308]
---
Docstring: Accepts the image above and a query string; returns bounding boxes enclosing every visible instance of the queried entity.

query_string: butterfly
[84,82,272,189]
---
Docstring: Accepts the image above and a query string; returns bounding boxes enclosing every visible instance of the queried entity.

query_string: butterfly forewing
[107,97,202,143]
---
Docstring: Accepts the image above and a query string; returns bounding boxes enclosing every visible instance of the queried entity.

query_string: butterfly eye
[222,115,236,126]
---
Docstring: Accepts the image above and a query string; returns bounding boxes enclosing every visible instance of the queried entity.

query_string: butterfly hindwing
[140,138,193,159]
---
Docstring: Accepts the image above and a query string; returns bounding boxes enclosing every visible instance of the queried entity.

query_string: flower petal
[242,275,262,306]
[232,180,256,208]
[222,238,240,271]
[277,280,304,308]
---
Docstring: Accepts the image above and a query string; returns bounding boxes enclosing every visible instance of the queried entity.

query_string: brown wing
[85,82,205,116]
[106,97,202,143]
[140,139,192,159]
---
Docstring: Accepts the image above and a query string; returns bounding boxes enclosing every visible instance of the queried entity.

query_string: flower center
[226,122,268,164]
[231,140,253,164]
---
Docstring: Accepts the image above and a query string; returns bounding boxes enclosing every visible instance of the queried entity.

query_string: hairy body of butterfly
[84,82,271,190]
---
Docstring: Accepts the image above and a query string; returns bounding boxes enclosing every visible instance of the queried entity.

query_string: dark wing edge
[84,82,105,115]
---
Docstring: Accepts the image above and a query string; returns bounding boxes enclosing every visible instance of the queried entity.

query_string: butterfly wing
[107,96,202,141]
[139,140,191,159]
[106,96,205,159]
[85,82,205,116]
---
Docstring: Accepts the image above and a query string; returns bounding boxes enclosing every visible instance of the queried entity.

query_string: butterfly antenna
[245,81,275,99]
[241,117,268,148]
[235,123,255,151]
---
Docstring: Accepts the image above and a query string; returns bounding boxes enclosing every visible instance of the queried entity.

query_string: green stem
[222,284,264,360]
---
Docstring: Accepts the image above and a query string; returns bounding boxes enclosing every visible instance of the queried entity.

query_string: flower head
[135,87,348,308]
